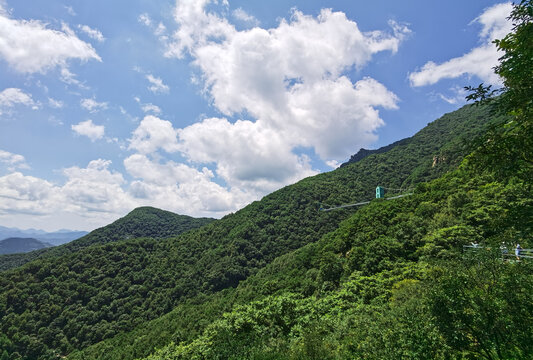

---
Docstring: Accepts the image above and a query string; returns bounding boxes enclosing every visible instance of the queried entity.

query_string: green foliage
[465,0,533,182]
[429,253,533,359]
[0,100,515,360]
[60,6,533,358]
[41,103,495,360]
[140,159,532,360]
[0,248,49,272]
[493,0,533,120]
[0,207,215,271]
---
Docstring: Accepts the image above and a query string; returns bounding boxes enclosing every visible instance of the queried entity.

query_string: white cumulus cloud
[71,119,105,141]
[177,117,317,193]
[138,13,152,27]
[0,172,61,215]
[409,2,512,87]
[1,1,415,229]
[128,115,180,154]
[0,149,29,170]
[166,2,406,161]
[0,88,37,114]
[124,154,251,214]
[0,160,135,229]
[0,6,101,74]
[61,159,134,213]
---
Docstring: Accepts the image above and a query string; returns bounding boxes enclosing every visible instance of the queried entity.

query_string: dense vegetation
[80,165,532,360]
[0,102,496,360]
[76,3,532,359]
[1,2,530,359]
[0,206,214,271]
[340,137,410,167]
[68,103,507,360]
[0,249,50,272]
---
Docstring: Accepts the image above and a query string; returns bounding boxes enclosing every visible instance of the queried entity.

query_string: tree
[466,0,533,181]
[429,252,533,359]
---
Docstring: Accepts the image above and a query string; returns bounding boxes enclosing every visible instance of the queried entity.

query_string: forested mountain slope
[339,137,410,167]
[72,156,532,360]
[0,102,495,360]
[0,206,214,271]
[60,206,215,252]
[0,103,501,360]
[142,158,532,360]
[122,5,533,356]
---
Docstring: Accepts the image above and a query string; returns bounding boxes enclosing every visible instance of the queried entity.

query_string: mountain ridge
[0,102,501,360]
[0,206,215,271]
[0,237,53,255]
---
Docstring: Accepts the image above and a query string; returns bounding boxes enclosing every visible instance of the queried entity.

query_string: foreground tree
[466,0,532,181]
[429,251,533,360]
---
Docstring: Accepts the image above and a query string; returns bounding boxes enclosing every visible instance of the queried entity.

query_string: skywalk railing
[463,245,533,259]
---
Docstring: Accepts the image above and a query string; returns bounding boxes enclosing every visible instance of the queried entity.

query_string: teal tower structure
[376,186,385,199]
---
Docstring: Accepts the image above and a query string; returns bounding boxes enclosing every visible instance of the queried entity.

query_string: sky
[0,0,513,231]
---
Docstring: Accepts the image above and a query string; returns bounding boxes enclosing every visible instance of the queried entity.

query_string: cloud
[326,160,340,169]
[0,160,134,223]
[133,96,162,115]
[80,98,108,112]
[71,119,105,141]
[141,103,162,114]
[127,114,316,202]
[61,159,134,213]
[0,88,37,114]
[0,155,250,230]
[138,13,169,43]
[128,115,180,154]
[177,117,317,193]
[0,172,60,215]
[155,22,166,36]
[1,1,413,230]
[124,154,250,213]
[146,74,170,93]
[59,68,88,88]
[165,2,406,162]
[0,149,29,171]
[65,6,76,16]
[431,86,468,105]
[78,24,105,42]
[0,159,138,231]
[138,13,152,27]
[0,7,101,74]
[409,3,512,87]
[232,8,259,27]
[48,97,64,108]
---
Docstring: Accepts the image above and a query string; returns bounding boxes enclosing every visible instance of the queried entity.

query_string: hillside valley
[2,101,529,360]
[0,0,533,360]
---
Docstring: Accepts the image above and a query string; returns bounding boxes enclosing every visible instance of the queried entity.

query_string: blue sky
[0,0,512,231]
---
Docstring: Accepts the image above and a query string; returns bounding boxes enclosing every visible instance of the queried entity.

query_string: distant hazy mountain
[0,225,88,246]
[0,237,53,255]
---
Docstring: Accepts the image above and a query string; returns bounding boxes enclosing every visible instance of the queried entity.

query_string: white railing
[463,245,533,259]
